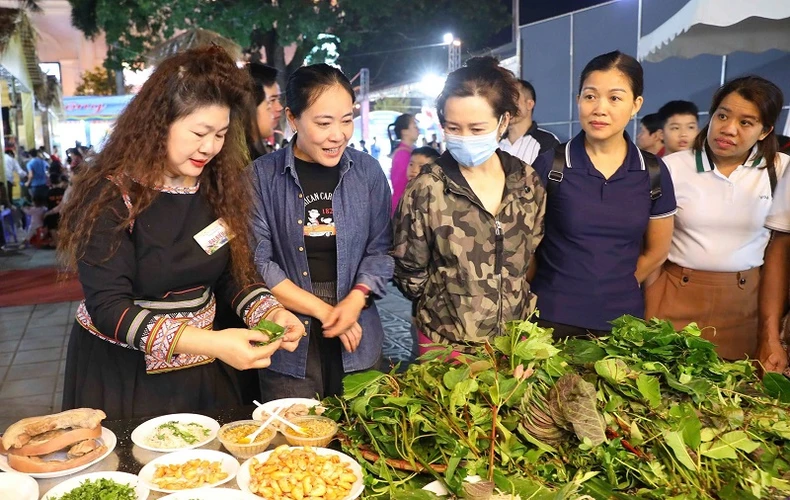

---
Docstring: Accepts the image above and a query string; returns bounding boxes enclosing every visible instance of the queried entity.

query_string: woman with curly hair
[58,46,304,420]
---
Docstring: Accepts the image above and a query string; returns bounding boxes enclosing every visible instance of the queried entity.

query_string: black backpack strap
[547,142,567,196]
[640,150,662,201]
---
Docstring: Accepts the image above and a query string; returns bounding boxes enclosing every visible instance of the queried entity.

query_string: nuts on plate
[247,445,357,500]
[152,458,229,490]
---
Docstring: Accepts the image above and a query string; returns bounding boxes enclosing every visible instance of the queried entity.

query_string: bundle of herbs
[322,316,790,500]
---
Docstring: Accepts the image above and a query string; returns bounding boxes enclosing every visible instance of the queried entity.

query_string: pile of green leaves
[52,478,137,500]
[323,316,790,499]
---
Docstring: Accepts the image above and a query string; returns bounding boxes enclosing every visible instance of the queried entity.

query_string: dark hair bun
[465,56,501,71]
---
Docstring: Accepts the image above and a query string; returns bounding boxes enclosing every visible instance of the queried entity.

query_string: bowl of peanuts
[218,420,278,459]
[236,445,364,500]
[281,415,338,448]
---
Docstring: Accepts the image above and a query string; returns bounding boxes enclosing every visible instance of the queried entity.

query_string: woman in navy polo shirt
[530,51,677,339]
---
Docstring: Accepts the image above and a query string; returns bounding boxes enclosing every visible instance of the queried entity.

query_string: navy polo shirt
[531,131,677,330]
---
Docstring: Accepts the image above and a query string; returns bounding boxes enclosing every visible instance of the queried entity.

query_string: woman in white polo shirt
[645,76,789,360]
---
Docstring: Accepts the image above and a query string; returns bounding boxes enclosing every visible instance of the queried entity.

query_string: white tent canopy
[638,0,790,63]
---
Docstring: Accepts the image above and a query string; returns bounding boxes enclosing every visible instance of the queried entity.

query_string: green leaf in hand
[251,318,285,346]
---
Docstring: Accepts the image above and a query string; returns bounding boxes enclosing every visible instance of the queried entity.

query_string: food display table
[36,406,259,499]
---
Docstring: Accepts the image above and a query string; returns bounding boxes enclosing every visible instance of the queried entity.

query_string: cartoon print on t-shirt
[304,195,336,238]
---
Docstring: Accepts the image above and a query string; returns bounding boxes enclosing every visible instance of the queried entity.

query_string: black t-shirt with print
[295,156,340,283]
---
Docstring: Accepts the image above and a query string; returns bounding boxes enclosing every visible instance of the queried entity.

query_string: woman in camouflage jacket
[393,57,546,353]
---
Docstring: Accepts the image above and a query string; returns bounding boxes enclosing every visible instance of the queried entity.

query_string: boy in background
[658,100,699,156]
[636,113,665,156]
[407,146,440,182]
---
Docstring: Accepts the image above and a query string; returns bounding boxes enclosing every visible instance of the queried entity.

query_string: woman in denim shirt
[249,64,394,400]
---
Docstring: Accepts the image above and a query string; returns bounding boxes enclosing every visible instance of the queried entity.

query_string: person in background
[646,76,789,361]
[247,63,280,159]
[636,112,665,155]
[69,149,84,174]
[57,46,304,420]
[42,175,69,248]
[23,195,48,244]
[658,100,698,156]
[427,133,442,153]
[250,63,394,400]
[393,57,546,355]
[499,79,560,165]
[530,51,677,340]
[388,114,420,214]
[49,158,64,186]
[370,137,381,160]
[26,148,49,201]
[51,145,61,164]
[359,139,369,154]
[407,146,440,182]
[4,150,25,201]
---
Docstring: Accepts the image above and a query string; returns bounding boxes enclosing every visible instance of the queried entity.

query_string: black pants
[258,281,345,401]
[536,319,608,342]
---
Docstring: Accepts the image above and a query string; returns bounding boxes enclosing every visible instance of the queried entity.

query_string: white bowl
[237,446,363,500]
[0,471,38,500]
[251,398,323,421]
[42,471,149,500]
[137,449,239,493]
[160,488,259,499]
[131,413,220,452]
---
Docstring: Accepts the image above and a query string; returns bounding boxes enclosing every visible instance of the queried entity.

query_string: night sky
[345,0,612,89]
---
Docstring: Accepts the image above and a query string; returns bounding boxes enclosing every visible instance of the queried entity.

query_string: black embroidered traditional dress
[62,180,280,419]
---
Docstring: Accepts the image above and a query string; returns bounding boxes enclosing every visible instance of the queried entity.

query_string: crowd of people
[2,144,87,248]
[25,44,787,422]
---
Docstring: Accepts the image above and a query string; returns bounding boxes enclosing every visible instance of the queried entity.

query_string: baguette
[8,426,102,457]
[2,408,105,450]
[7,444,107,473]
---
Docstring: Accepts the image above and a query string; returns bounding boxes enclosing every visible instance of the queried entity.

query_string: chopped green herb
[52,478,136,500]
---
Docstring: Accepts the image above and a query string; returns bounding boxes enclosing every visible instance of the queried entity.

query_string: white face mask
[444,117,503,167]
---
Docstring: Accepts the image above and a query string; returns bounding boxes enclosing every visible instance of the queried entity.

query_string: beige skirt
[644,261,761,361]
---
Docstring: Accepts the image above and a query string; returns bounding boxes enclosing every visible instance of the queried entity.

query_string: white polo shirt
[666,146,789,272]
[766,156,790,233]
[499,122,559,165]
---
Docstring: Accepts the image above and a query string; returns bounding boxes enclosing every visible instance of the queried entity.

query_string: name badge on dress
[193,219,234,255]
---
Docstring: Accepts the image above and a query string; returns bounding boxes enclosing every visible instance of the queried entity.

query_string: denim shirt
[249,144,394,377]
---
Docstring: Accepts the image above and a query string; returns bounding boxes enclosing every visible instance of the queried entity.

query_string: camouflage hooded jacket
[393,150,546,346]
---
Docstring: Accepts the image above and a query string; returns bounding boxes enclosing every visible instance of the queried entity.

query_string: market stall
[59,95,134,150]
[0,317,789,499]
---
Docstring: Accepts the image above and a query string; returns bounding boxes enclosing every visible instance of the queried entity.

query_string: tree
[74,66,132,96]
[67,0,510,89]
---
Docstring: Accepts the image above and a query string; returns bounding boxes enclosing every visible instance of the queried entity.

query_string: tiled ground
[0,301,76,430]
[0,245,416,429]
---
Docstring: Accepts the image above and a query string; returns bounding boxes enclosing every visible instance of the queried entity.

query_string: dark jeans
[536,319,608,342]
[258,281,344,401]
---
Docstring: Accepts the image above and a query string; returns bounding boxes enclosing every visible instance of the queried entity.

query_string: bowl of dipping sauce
[282,415,338,448]
[217,420,277,459]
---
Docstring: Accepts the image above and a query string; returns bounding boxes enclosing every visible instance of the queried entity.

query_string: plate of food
[137,449,239,493]
[160,488,259,499]
[42,471,149,500]
[0,471,38,500]
[251,398,324,425]
[131,414,219,452]
[237,445,364,500]
[0,408,117,479]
